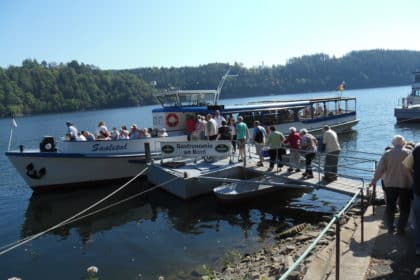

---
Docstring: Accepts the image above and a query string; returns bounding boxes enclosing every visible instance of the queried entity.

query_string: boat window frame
[223,106,303,127]
[156,94,179,107]
[302,98,357,120]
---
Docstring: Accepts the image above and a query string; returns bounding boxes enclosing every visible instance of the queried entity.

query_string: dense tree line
[2,49,420,117]
[0,59,155,117]
[130,50,420,99]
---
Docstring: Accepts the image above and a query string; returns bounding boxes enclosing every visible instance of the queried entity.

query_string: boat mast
[214,68,238,105]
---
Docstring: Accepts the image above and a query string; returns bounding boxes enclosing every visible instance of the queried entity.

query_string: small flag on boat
[336,81,345,92]
[11,118,17,127]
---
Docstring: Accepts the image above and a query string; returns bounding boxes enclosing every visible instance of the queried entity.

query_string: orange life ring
[166,113,179,127]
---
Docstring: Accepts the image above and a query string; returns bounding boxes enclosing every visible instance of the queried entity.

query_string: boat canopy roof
[153,103,308,113]
[153,90,357,114]
[152,97,356,113]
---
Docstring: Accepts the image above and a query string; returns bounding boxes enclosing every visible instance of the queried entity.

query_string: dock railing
[243,144,380,279]
[312,149,380,213]
[278,187,365,280]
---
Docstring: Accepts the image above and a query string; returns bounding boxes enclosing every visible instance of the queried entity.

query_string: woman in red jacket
[284,127,301,172]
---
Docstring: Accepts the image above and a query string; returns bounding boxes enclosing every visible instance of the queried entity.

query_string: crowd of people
[181,111,341,182]
[65,121,168,142]
[65,113,343,185]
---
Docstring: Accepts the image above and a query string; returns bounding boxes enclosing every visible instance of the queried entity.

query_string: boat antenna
[215,67,238,105]
[7,116,18,151]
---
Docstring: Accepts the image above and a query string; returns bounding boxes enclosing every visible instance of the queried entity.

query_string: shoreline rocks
[206,213,355,280]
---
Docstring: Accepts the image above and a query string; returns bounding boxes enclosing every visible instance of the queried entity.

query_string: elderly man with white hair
[370,135,412,235]
[322,125,341,182]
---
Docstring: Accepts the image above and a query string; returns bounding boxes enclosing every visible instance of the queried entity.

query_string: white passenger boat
[6,69,358,192]
[152,70,358,137]
[394,71,420,123]
[6,135,186,192]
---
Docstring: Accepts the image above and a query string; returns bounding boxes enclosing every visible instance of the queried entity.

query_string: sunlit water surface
[0,85,417,279]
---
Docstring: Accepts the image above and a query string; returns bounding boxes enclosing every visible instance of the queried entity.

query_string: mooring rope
[0,166,150,256]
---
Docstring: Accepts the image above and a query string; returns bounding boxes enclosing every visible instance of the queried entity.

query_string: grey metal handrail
[278,187,363,280]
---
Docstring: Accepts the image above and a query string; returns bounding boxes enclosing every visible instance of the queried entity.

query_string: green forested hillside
[131,49,420,98]
[0,59,155,117]
[1,49,420,117]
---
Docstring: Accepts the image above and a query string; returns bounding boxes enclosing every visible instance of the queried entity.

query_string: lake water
[0,85,418,279]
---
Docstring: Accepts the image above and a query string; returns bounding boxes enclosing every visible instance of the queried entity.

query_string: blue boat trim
[5,151,159,158]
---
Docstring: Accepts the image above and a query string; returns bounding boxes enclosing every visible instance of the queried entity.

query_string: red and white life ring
[166,113,179,127]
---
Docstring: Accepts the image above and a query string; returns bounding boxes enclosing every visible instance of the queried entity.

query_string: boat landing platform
[147,155,382,200]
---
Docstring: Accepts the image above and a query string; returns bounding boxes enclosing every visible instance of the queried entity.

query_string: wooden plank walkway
[239,144,382,199]
[243,155,383,200]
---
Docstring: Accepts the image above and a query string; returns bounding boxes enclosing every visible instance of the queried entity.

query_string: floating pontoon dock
[147,147,382,200]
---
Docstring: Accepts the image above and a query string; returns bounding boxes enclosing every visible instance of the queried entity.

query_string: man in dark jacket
[408,144,420,255]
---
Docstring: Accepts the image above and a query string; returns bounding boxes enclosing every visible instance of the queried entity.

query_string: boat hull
[276,116,359,137]
[6,152,149,191]
[394,108,420,123]
[6,135,188,191]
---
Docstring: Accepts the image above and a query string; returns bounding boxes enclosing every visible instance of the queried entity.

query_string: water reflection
[395,122,420,130]
[21,182,337,243]
[394,122,420,141]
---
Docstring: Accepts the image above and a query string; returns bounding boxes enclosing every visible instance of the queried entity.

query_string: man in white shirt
[66,121,78,141]
[205,114,218,140]
[76,133,87,141]
[214,110,226,129]
[322,125,341,183]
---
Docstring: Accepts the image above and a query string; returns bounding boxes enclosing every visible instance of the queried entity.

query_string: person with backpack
[216,120,232,141]
[252,120,266,167]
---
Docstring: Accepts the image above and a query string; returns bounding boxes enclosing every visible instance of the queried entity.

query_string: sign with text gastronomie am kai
[160,141,231,158]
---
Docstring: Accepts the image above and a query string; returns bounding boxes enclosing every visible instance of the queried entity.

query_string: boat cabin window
[241,109,295,127]
[157,94,178,107]
[178,93,214,106]
[298,106,314,120]
[300,99,356,120]
[178,94,197,106]
[412,89,420,97]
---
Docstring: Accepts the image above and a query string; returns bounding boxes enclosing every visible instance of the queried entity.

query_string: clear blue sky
[1,0,419,70]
